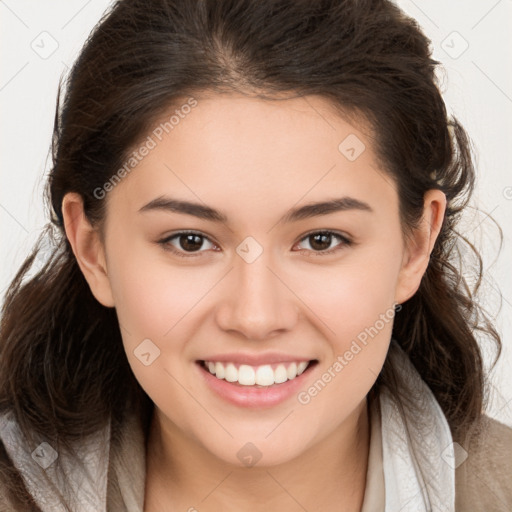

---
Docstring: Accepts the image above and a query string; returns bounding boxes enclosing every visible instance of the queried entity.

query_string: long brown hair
[0,0,502,507]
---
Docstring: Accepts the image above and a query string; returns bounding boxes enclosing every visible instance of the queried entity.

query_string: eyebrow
[138,195,373,224]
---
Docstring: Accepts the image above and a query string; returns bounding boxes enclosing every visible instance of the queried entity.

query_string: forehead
[107,93,397,223]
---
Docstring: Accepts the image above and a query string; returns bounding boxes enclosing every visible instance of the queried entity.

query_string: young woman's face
[95,93,427,466]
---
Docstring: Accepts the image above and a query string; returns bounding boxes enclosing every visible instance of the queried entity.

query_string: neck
[144,399,371,512]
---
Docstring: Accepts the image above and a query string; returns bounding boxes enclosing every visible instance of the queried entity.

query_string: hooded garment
[1,339,511,511]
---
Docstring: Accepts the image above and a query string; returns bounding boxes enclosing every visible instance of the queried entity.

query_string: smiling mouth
[197,359,319,387]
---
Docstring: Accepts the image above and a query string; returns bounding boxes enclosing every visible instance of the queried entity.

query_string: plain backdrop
[1,0,511,426]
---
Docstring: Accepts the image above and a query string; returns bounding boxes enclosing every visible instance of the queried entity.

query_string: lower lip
[195,361,318,409]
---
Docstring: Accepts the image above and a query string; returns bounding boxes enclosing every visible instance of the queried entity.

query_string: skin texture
[62,93,446,511]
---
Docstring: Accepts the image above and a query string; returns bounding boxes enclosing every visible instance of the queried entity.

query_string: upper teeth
[205,360,310,386]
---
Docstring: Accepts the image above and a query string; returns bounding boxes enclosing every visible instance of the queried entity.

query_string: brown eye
[309,233,334,251]
[295,230,352,255]
[158,231,217,257]
[177,233,204,252]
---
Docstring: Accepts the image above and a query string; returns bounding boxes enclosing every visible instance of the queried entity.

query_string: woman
[1,0,511,510]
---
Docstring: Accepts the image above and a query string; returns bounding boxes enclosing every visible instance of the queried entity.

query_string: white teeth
[297,361,308,375]
[224,363,238,383]
[214,362,225,379]
[286,362,297,380]
[273,365,288,384]
[238,365,256,385]
[203,360,313,386]
[256,365,275,386]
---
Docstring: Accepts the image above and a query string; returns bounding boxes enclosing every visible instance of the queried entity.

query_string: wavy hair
[0,0,502,507]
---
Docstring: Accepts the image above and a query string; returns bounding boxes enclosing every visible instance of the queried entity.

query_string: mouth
[197,359,319,388]
[195,358,319,408]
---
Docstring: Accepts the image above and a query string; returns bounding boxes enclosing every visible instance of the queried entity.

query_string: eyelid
[297,228,352,243]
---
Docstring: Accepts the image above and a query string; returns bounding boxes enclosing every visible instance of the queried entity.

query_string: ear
[395,189,447,305]
[61,192,115,307]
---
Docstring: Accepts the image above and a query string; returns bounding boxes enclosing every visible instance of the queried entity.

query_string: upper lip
[198,352,317,366]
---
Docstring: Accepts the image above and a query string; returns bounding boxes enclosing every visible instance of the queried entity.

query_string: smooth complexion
[62,93,446,511]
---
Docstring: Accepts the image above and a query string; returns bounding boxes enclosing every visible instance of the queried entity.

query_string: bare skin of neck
[143,399,371,512]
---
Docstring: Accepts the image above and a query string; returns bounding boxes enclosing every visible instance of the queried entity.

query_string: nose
[215,249,299,341]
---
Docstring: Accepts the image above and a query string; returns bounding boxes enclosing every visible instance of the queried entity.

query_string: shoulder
[454,414,512,512]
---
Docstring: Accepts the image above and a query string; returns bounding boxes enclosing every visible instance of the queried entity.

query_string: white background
[1,0,511,426]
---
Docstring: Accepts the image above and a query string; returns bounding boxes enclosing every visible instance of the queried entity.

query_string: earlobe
[61,192,115,308]
[395,189,447,304]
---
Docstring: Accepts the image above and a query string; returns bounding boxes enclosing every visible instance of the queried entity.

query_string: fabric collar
[378,340,455,511]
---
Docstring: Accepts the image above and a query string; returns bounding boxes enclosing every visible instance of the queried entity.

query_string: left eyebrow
[281,196,373,223]
[138,195,374,224]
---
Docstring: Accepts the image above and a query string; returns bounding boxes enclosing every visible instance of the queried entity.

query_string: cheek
[293,263,397,429]
[106,259,199,410]
[105,244,224,389]
[106,237,214,336]
[294,248,402,343]
[288,245,401,408]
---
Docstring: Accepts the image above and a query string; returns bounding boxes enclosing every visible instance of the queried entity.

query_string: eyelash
[157,229,353,258]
